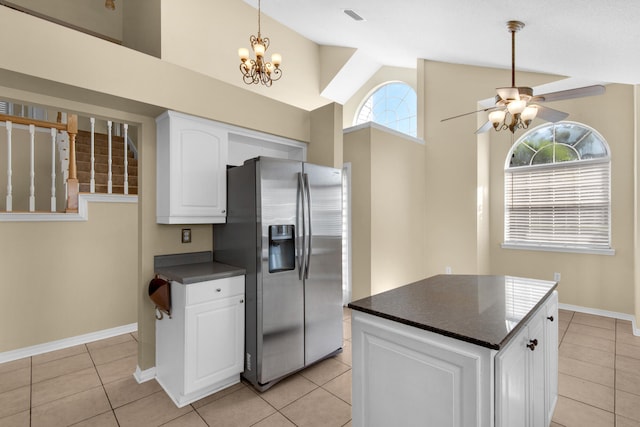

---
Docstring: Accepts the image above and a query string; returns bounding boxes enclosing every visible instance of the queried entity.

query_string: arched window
[504,121,612,254]
[354,82,417,138]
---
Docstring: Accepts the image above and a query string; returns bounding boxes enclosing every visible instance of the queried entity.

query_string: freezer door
[303,163,344,364]
[258,158,305,384]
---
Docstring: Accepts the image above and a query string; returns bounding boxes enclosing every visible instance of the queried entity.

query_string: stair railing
[86,118,133,195]
[1,113,78,213]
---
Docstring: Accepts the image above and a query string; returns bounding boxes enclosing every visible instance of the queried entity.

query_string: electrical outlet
[445,266,452,274]
[181,228,192,244]
[553,272,561,282]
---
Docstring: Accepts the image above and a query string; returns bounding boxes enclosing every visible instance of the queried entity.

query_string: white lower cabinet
[544,292,559,426]
[351,290,558,427]
[495,291,558,427]
[156,275,245,407]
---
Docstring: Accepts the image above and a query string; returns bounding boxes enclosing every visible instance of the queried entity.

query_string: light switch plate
[181,228,191,243]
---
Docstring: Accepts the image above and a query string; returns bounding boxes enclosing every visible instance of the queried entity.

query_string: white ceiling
[246,0,640,102]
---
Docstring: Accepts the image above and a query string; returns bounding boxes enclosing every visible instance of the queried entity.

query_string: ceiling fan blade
[441,106,497,122]
[475,121,493,134]
[532,85,606,103]
[535,105,570,122]
[497,87,520,101]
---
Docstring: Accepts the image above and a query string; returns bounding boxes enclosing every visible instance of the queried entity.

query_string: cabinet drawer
[186,276,244,306]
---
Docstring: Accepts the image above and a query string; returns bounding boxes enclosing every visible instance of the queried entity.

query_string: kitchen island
[348,274,558,427]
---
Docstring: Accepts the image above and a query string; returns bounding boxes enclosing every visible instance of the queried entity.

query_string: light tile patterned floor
[0,308,638,426]
[551,310,640,427]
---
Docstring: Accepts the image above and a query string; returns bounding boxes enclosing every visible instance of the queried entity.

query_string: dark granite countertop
[348,274,557,350]
[154,251,245,284]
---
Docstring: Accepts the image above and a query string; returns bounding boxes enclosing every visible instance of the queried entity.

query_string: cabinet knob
[216,288,222,292]
[240,299,244,303]
[547,315,554,322]
[527,339,538,351]
[222,209,226,213]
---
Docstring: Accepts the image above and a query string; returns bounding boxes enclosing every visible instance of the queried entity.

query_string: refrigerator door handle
[297,172,306,280]
[303,173,312,279]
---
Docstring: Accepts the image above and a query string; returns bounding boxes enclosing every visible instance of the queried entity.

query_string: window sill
[501,243,615,256]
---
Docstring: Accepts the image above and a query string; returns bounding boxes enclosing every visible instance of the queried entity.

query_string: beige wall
[421,60,637,316]
[0,6,310,143]
[0,3,344,368]
[422,60,558,277]
[5,0,122,41]
[160,0,328,111]
[344,127,372,299]
[123,0,161,57]
[309,103,343,168]
[0,201,137,352]
[344,124,427,299]
[489,84,636,315]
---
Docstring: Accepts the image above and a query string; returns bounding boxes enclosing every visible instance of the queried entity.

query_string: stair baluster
[50,128,56,212]
[6,120,13,212]
[5,121,12,212]
[90,117,95,193]
[124,123,129,195]
[107,120,113,194]
[28,124,35,212]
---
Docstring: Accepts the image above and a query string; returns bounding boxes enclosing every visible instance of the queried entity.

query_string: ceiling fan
[441,20,606,134]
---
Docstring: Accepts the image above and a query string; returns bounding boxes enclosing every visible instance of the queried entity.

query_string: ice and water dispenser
[268,225,295,273]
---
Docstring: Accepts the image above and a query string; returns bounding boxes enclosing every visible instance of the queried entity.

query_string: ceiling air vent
[343,9,365,21]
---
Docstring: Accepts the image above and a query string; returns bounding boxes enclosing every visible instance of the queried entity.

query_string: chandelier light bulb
[271,53,282,67]
[253,43,265,57]
[238,48,249,61]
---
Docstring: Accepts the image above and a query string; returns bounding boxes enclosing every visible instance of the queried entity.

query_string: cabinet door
[184,296,244,394]
[544,291,559,426]
[170,116,227,220]
[527,311,546,427]
[496,330,528,427]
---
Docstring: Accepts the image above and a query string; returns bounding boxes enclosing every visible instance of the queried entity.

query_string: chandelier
[238,0,282,86]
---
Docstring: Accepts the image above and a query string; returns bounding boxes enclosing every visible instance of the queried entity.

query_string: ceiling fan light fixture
[489,110,506,125]
[507,99,526,115]
[521,105,538,122]
[440,19,606,134]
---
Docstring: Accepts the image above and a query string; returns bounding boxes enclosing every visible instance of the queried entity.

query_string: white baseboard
[0,323,138,364]
[559,303,639,336]
[134,365,156,384]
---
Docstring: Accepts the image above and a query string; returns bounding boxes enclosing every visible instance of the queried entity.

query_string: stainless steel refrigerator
[213,157,343,391]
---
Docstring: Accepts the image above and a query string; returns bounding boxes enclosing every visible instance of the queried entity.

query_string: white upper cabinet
[156,111,228,224]
[156,110,307,224]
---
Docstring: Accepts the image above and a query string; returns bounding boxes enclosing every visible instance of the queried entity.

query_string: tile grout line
[29,355,32,427]
[560,314,618,425]
[614,319,617,427]
[84,342,120,426]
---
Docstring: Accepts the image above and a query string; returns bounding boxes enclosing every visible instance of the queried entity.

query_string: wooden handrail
[1,112,79,213]
[0,113,68,131]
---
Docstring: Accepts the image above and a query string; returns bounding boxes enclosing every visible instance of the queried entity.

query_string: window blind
[505,160,610,250]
